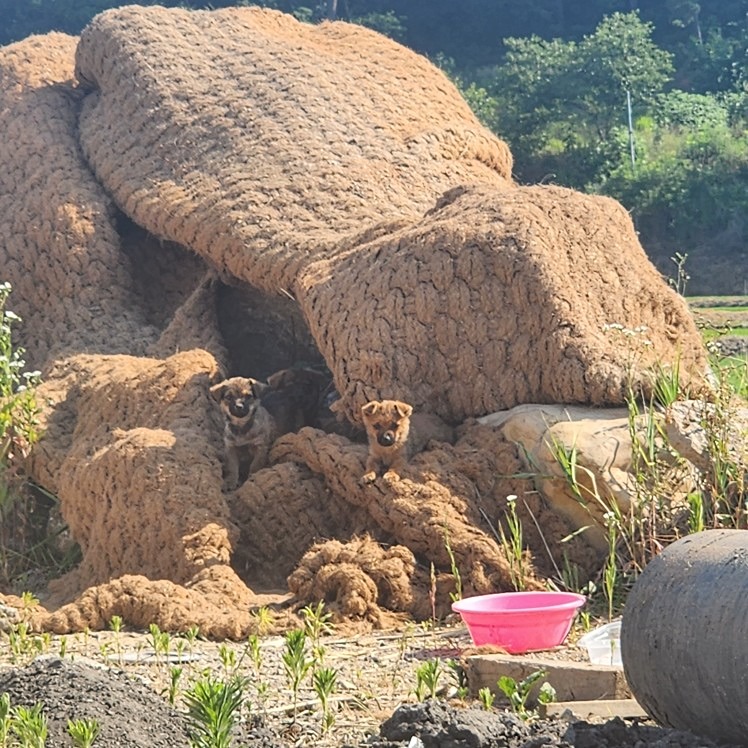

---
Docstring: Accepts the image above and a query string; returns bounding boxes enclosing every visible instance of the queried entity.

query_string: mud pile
[0,6,708,636]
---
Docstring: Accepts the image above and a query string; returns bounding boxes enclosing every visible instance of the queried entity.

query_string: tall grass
[548,347,746,617]
[0,282,43,588]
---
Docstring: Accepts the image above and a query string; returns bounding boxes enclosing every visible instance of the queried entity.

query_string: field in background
[688,296,748,341]
[688,296,748,399]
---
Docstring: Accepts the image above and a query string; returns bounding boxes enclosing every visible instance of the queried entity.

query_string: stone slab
[541,698,648,721]
[464,653,630,705]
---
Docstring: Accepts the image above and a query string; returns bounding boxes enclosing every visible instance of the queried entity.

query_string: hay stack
[0,7,707,636]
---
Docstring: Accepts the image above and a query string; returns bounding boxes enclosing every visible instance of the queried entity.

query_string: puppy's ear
[394,402,413,419]
[361,401,380,418]
[249,378,270,398]
[266,369,289,390]
[210,382,227,402]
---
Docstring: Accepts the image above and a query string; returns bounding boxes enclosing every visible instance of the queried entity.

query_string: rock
[480,400,747,552]
[373,699,571,747]
[363,699,734,748]
[663,399,748,473]
[0,603,19,632]
[480,405,635,551]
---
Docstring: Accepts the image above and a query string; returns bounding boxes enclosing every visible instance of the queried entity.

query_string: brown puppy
[360,400,454,484]
[361,399,413,484]
[210,376,278,489]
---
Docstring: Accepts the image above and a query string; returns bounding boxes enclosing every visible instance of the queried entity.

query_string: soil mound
[0,7,709,635]
[368,700,734,748]
[0,657,192,747]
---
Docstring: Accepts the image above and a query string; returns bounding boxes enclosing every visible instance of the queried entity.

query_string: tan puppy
[360,399,454,483]
[210,376,278,489]
[361,400,413,483]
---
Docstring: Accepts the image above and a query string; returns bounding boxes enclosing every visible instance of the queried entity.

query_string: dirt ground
[0,623,737,748]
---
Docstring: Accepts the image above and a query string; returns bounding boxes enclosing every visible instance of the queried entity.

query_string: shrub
[0,282,43,588]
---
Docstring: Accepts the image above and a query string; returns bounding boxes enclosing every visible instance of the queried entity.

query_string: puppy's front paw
[383,470,401,483]
[249,452,269,474]
[361,471,377,485]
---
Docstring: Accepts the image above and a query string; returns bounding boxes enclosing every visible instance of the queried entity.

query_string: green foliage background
[1,0,747,292]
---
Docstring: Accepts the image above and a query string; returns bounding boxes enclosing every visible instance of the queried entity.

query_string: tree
[575,12,674,138]
[667,0,703,44]
[484,11,673,184]
[487,35,575,156]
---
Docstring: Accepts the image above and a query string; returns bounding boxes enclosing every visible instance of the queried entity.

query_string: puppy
[266,366,361,440]
[210,376,279,489]
[266,366,330,429]
[360,399,454,483]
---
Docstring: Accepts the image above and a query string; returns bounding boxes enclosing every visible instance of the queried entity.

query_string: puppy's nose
[378,431,395,447]
[231,399,250,417]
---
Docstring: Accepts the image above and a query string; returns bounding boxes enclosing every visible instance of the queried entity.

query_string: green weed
[312,666,338,734]
[302,600,334,666]
[0,281,43,589]
[443,528,463,602]
[497,669,555,721]
[67,718,100,748]
[497,494,529,591]
[108,616,123,666]
[249,606,272,635]
[167,666,183,706]
[447,659,469,700]
[414,659,442,701]
[184,674,246,748]
[6,621,51,665]
[147,623,171,664]
[478,686,495,710]
[0,693,11,748]
[10,703,47,748]
[282,629,313,718]
[218,645,236,679]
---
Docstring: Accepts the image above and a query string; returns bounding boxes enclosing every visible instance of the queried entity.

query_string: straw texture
[0,8,707,636]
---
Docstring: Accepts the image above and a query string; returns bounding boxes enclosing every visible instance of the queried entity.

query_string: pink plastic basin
[451,591,586,653]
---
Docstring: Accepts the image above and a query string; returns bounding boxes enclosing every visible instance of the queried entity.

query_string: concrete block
[541,699,648,721]
[464,653,630,705]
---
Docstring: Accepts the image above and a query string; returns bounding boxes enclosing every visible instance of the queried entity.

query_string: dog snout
[378,431,396,447]
[229,399,251,418]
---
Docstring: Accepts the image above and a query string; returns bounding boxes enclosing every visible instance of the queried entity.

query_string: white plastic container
[578,620,622,667]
